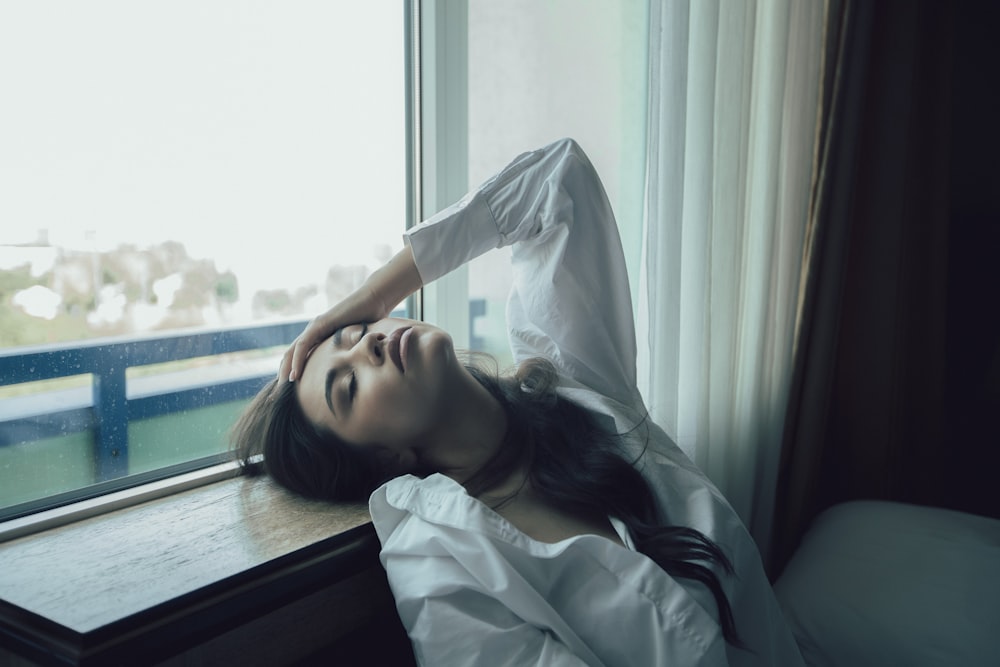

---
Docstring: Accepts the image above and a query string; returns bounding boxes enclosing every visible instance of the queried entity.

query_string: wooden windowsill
[0,474,380,666]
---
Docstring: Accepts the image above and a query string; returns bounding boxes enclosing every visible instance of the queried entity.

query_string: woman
[234,139,804,666]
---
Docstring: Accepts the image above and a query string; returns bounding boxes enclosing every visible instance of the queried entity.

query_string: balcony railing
[0,320,306,520]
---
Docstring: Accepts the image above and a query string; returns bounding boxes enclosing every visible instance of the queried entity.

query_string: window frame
[415,0,472,346]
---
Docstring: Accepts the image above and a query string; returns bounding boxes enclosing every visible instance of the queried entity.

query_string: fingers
[278,347,292,383]
[282,322,321,383]
[280,311,340,382]
[278,344,296,383]
[287,335,312,383]
[275,246,420,383]
[276,278,398,382]
[277,330,309,384]
[277,338,300,383]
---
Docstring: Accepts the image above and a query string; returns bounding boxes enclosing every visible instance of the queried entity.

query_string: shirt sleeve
[404,138,640,408]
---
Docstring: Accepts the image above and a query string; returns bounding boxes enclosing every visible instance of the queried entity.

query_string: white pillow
[774,500,1000,667]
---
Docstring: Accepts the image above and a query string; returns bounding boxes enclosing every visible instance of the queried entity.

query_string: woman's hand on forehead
[280,283,387,383]
[279,239,422,383]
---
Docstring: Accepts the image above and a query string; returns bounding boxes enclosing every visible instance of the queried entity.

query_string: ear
[375,447,418,475]
[395,448,418,473]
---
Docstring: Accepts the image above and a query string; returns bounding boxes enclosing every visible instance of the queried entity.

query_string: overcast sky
[0,1,406,298]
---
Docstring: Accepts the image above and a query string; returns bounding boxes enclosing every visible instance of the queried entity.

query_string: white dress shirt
[370,138,804,666]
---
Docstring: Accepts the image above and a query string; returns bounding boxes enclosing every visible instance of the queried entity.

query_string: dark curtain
[771,0,1000,576]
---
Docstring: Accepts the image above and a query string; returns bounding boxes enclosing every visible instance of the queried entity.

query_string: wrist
[367,246,421,317]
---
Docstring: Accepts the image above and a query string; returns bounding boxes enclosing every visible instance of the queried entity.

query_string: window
[419,0,648,368]
[1,0,648,524]
[0,2,407,519]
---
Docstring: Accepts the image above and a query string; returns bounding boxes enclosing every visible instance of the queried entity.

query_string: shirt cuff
[403,191,501,285]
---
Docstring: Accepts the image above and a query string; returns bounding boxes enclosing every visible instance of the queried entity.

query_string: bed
[773,500,1000,666]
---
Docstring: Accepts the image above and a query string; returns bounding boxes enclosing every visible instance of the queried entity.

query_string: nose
[356,331,386,365]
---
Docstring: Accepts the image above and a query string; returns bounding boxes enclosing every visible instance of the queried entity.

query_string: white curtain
[637,0,826,555]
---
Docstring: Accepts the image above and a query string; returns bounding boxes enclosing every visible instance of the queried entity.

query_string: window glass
[0,1,405,517]
[465,0,648,367]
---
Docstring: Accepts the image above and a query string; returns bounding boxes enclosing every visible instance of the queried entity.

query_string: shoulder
[370,473,476,521]
[369,474,526,550]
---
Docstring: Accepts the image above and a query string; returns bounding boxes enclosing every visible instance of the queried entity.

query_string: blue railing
[0,320,307,482]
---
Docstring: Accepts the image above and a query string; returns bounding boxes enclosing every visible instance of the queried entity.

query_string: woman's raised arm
[279,244,422,382]
[407,138,640,409]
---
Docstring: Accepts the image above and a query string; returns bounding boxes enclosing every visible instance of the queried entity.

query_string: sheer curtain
[637,0,826,554]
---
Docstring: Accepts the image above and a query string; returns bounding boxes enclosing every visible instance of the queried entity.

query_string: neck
[418,367,508,483]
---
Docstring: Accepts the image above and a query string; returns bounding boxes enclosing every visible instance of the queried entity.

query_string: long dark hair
[231,356,742,647]
[231,378,390,501]
[463,356,744,648]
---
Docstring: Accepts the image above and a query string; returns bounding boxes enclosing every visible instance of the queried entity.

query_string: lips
[386,326,412,373]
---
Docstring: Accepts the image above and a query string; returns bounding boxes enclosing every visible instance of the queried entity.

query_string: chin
[420,327,455,359]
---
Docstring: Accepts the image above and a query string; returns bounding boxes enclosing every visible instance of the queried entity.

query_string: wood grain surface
[0,475,370,634]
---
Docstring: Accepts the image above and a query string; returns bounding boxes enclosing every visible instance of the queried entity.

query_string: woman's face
[294,317,459,462]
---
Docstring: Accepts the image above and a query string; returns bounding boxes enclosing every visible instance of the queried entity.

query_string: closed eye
[355,323,369,346]
[333,322,368,348]
[348,370,358,402]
